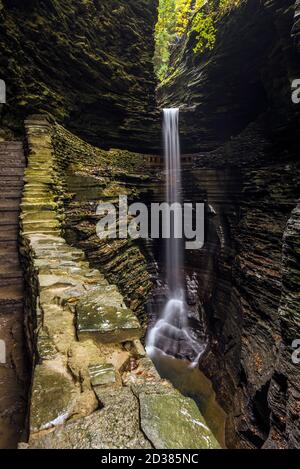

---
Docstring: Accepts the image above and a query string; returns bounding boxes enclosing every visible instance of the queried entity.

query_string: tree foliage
[154,0,242,81]
[188,11,216,54]
[175,0,193,36]
[153,0,177,81]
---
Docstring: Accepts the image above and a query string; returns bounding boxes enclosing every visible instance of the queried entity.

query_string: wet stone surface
[76,288,142,344]
[30,363,78,433]
[30,389,152,449]
[139,391,220,449]
[89,364,116,387]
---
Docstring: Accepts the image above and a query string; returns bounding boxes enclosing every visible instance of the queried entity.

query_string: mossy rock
[30,363,78,433]
[139,391,220,449]
[76,287,142,344]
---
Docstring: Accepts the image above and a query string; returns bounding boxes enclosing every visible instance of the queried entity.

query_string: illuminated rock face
[139,391,220,449]
[0,0,160,150]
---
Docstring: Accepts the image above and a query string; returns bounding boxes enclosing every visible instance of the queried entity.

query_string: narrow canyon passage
[0,0,299,452]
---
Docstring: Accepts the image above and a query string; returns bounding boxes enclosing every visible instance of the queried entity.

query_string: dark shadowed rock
[0,0,160,151]
[159,0,300,449]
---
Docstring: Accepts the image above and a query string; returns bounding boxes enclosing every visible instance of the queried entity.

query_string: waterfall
[164,108,184,296]
[146,108,203,363]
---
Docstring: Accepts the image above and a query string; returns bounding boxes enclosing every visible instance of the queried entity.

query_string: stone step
[21,211,58,222]
[0,213,20,225]
[0,228,18,241]
[76,287,142,344]
[0,284,23,302]
[34,250,84,262]
[22,229,60,237]
[0,167,24,176]
[0,200,20,211]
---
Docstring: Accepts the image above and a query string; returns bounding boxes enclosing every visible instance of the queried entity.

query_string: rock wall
[0,141,28,448]
[51,122,154,325]
[19,115,219,449]
[160,0,300,449]
[0,0,160,151]
[161,0,300,153]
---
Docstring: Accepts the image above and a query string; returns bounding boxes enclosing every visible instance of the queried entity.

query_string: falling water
[146,108,203,364]
[163,108,184,295]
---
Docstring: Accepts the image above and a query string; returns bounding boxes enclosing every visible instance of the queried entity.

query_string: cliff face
[161,0,300,153]
[160,0,300,449]
[0,0,159,151]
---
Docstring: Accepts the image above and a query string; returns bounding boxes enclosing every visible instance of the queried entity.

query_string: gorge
[0,0,299,451]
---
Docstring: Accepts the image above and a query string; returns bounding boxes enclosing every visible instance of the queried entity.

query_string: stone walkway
[0,141,28,448]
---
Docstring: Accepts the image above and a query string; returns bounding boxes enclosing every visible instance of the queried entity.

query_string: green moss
[139,390,221,449]
[30,364,78,432]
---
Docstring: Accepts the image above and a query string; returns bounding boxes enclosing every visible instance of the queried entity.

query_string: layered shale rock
[264,203,300,448]
[51,123,155,325]
[19,115,219,449]
[0,0,159,151]
[0,141,28,448]
[159,0,300,449]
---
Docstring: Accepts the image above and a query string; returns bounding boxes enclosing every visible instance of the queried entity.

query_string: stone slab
[76,287,142,344]
[30,363,78,433]
[29,388,151,449]
[139,391,220,449]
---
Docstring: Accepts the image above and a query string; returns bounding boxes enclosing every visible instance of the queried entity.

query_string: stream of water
[146,108,203,365]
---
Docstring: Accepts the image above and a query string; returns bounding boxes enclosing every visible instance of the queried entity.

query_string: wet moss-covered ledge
[19,115,220,449]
